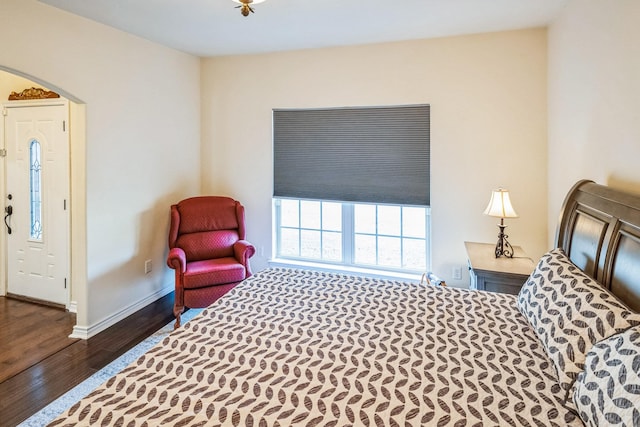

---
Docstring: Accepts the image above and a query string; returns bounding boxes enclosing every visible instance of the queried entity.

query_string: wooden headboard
[556,180,640,312]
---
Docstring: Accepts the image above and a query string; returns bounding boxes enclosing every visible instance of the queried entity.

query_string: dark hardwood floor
[0,292,176,426]
[0,297,77,384]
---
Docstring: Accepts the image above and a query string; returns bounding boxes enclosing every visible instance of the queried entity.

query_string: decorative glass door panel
[29,139,43,241]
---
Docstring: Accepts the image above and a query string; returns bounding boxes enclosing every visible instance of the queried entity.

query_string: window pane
[322,231,342,261]
[378,205,401,236]
[403,207,426,238]
[280,228,300,257]
[301,229,321,258]
[378,236,401,267]
[322,202,342,231]
[403,238,427,270]
[300,200,321,230]
[281,199,299,228]
[354,234,376,265]
[354,204,376,234]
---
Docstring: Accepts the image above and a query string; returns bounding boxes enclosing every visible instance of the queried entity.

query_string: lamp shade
[484,188,518,218]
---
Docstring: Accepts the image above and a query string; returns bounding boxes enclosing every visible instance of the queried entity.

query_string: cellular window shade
[273,105,430,206]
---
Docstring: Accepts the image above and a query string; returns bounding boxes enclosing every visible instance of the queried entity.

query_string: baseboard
[69,285,173,340]
[68,300,78,313]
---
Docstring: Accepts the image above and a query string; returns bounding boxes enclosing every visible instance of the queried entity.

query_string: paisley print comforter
[51,268,581,426]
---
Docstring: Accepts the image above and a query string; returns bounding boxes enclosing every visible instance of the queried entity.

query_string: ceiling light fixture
[232,0,265,17]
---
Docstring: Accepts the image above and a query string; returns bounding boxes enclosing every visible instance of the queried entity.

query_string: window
[272,104,430,275]
[277,199,342,261]
[354,204,427,270]
[274,198,429,274]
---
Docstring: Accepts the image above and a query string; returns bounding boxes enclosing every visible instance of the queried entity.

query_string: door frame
[0,68,88,337]
[1,98,72,309]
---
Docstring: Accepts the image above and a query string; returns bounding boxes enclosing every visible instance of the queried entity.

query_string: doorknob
[4,204,12,234]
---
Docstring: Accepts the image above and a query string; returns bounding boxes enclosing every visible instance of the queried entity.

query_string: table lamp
[484,188,518,258]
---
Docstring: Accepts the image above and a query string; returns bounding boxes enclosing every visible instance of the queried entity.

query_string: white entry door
[4,101,70,306]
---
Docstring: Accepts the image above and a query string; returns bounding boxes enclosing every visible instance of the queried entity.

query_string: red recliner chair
[167,196,255,328]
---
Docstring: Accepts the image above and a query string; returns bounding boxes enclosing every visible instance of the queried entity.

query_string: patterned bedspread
[51,268,581,426]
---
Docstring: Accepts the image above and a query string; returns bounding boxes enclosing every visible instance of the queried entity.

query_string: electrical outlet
[452,266,462,280]
[144,259,152,274]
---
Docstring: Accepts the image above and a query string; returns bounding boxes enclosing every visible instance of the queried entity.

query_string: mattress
[50,268,581,426]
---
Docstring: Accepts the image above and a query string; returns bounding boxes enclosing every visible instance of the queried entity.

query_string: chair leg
[173,304,184,329]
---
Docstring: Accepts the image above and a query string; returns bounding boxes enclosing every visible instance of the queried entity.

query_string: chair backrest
[169,196,246,262]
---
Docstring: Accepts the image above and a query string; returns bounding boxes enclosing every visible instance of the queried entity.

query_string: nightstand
[465,241,535,295]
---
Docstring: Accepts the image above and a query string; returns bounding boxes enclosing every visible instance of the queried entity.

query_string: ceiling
[37,0,569,57]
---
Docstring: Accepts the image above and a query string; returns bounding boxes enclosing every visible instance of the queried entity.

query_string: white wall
[0,0,201,335]
[548,0,640,245]
[201,29,549,286]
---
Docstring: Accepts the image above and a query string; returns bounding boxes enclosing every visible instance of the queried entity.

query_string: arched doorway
[0,67,87,335]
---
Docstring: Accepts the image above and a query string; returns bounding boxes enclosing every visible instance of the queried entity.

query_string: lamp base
[494,223,514,258]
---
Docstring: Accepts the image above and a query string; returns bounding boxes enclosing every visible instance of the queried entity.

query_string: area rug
[18,309,202,427]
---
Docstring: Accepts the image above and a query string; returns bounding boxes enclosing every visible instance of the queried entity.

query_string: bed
[50,180,640,426]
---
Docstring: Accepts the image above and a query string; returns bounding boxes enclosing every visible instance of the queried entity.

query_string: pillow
[572,326,640,427]
[517,248,640,406]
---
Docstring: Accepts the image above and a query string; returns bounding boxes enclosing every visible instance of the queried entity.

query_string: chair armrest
[234,240,256,276]
[167,247,186,272]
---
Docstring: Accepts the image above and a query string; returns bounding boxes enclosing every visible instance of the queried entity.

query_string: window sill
[267,258,423,283]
